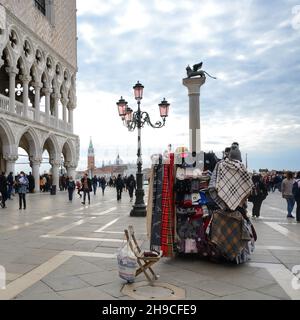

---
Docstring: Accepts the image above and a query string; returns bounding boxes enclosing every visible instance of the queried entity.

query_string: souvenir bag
[185,238,198,253]
[117,237,137,283]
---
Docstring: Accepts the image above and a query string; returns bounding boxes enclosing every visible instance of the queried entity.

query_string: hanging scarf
[160,153,175,257]
[150,155,163,251]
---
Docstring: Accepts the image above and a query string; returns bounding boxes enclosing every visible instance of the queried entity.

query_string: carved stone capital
[19,74,32,83]
[5,66,19,76]
[29,157,42,165]
[50,160,61,167]
[51,93,61,101]
[3,155,18,162]
[32,81,43,90]
[61,97,68,106]
[67,102,76,110]
[42,87,52,96]
[182,77,206,95]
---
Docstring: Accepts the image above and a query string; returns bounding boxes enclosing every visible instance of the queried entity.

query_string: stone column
[20,75,31,118]
[68,102,75,132]
[42,87,51,125]
[5,67,18,114]
[66,164,77,179]
[183,76,206,153]
[61,98,68,123]
[51,93,60,128]
[33,82,43,122]
[30,159,41,193]
[50,160,60,188]
[4,155,18,176]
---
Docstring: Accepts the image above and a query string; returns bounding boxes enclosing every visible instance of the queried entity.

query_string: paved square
[0,188,299,300]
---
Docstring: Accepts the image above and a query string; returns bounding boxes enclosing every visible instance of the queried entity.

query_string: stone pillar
[51,93,60,128]
[4,156,18,176]
[42,87,51,125]
[50,160,60,188]
[183,76,206,153]
[61,98,68,123]
[20,75,31,118]
[33,82,43,122]
[68,103,75,132]
[6,67,18,114]
[30,159,41,193]
[66,164,77,179]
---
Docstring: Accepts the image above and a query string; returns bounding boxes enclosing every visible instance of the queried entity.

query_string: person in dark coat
[115,174,125,201]
[92,175,98,195]
[7,172,14,200]
[28,172,35,193]
[0,172,8,208]
[126,174,136,202]
[17,171,29,210]
[249,174,268,218]
[100,177,107,196]
[81,173,92,205]
[67,176,76,202]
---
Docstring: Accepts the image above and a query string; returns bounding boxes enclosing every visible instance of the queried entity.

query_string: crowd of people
[1,161,298,222]
[76,173,137,204]
[248,170,300,222]
[0,171,31,210]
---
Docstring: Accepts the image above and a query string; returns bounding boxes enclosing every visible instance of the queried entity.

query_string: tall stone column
[30,159,41,193]
[50,160,60,188]
[66,164,77,179]
[20,75,31,118]
[33,82,43,122]
[61,98,68,123]
[68,102,75,132]
[4,155,18,176]
[42,87,51,125]
[51,93,60,128]
[183,76,206,153]
[6,67,18,114]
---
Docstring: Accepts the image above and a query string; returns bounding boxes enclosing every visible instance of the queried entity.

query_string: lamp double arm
[125,109,166,132]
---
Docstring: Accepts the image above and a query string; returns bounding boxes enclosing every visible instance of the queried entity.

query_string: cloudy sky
[74,0,300,171]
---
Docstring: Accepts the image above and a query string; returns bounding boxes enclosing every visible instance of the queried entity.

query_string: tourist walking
[100,177,107,196]
[81,173,92,205]
[17,171,29,210]
[0,172,7,208]
[67,176,76,202]
[127,174,136,202]
[292,172,300,222]
[7,172,14,200]
[92,175,98,195]
[116,174,125,201]
[249,174,268,218]
[282,171,295,218]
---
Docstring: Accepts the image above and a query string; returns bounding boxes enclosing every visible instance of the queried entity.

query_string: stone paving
[0,187,299,300]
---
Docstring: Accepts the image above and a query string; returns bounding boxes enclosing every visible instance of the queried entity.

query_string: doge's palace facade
[0,0,79,191]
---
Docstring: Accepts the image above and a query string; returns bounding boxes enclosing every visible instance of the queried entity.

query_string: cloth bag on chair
[117,241,137,283]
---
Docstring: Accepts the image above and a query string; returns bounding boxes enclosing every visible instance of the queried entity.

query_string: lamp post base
[130,204,147,217]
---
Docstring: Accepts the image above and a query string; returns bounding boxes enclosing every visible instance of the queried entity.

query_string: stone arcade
[0,1,79,191]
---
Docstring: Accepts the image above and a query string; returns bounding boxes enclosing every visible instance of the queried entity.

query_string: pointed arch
[42,134,60,162]
[17,126,41,159]
[0,119,16,157]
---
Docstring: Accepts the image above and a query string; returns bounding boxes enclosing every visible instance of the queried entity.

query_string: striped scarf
[161,153,175,257]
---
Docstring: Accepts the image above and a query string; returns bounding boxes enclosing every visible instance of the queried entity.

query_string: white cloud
[112,0,151,35]
[77,0,122,16]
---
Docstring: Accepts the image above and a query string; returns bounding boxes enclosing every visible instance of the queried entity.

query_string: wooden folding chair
[124,225,161,283]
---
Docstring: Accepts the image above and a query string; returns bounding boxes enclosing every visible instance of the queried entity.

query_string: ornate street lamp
[117,81,170,217]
